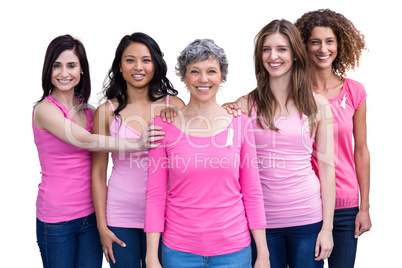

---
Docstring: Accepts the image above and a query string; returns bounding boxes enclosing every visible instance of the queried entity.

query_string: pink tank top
[33,95,94,223]
[251,109,323,228]
[106,95,169,228]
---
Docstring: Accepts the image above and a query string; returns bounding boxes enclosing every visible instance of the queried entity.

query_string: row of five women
[33,8,370,268]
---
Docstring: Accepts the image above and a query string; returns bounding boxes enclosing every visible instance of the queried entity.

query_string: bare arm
[34,101,164,152]
[91,103,126,264]
[353,100,372,237]
[170,95,186,109]
[251,229,270,267]
[314,94,335,261]
[145,233,162,268]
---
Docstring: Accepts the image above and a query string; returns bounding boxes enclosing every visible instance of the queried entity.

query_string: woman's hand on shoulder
[222,101,242,117]
[222,95,248,117]
[160,95,185,123]
[136,123,165,150]
[160,106,179,123]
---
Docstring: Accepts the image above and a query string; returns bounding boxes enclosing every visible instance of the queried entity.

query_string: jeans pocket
[45,221,69,228]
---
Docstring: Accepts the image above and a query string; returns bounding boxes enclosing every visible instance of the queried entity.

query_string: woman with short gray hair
[144,39,270,268]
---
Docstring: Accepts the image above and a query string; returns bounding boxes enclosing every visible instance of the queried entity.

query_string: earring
[81,71,84,74]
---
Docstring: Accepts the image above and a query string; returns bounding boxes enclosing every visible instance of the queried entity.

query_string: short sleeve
[345,78,367,110]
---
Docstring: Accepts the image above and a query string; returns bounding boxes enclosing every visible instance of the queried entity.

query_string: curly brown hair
[295,9,366,77]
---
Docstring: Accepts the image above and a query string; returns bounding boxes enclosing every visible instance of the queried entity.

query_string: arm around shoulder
[222,95,249,116]
[159,95,185,123]
[34,101,98,149]
[236,95,249,113]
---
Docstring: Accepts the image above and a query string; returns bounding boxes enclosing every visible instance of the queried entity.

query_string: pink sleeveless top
[251,109,323,228]
[106,95,169,228]
[33,95,94,223]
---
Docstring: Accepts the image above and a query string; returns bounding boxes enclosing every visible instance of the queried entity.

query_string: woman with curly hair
[295,9,371,268]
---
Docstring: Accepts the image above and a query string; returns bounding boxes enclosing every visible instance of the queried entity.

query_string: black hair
[103,32,178,118]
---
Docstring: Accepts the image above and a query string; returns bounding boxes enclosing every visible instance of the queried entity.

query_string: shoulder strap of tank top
[45,95,72,120]
[107,99,116,112]
[165,95,169,107]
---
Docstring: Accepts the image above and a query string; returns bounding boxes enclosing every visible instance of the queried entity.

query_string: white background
[1,0,400,267]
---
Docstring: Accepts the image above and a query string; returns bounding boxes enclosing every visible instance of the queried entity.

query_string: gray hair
[176,39,229,82]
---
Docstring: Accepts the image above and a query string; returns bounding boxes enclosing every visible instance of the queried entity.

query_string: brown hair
[248,19,317,134]
[38,34,91,105]
[295,9,366,77]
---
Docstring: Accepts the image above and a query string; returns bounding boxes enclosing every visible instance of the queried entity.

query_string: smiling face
[307,26,338,71]
[183,58,223,103]
[51,49,82,92]
[262,32,294,79]
[120,42,155,91]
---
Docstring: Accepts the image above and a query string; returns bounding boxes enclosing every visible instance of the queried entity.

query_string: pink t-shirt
[106,100,148,228]
[33,95,94,223]
[312,78,367,209]
[145,115,266,256]
[251,109,322,228]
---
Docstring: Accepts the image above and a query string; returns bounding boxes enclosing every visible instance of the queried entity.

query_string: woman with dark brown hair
[295,9,371,268]
[33,34,165,268]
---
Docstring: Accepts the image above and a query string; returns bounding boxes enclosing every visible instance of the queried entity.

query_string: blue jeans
[108,227,162,268]
[328,207,359,268]
[162,243,252,268]
[36,213,103,268]
[252,221,323,268]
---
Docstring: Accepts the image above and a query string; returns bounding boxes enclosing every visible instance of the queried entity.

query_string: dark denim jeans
[107,227,152,268]
[328,207,359,268]
[36,213,103,268]
[162,243,252,268]
[252,221,324,268]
